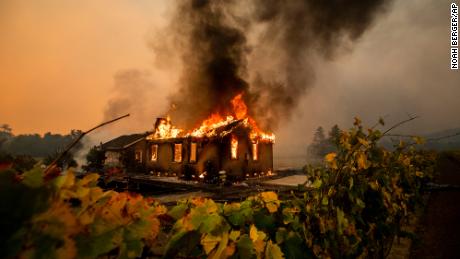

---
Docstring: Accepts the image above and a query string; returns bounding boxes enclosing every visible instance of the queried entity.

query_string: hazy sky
[0,0,169,135]
[1,0,459,160]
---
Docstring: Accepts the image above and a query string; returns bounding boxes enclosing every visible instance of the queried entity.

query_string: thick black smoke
[167,0,250,128]
[167,0,392,130]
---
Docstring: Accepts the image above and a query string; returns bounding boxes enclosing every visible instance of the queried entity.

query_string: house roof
[147,119,247,142]
[101,132,150,150]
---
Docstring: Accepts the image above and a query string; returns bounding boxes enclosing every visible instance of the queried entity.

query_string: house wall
[133,140,148,164]
[145,141,184,175]
[220,133,273,178]
[141,129,273,179]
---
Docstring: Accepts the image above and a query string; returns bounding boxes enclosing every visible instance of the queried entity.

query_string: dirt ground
[410,152,460,258]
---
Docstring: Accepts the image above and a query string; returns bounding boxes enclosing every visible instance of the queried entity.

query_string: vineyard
[0,118,436,258]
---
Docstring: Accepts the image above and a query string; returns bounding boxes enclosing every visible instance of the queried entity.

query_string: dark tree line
[307,124,341,161]
[0,124,82,157]
[0,124,83,169]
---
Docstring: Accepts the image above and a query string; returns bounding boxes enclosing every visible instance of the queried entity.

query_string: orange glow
[148,93,275,142]
[190,142,197,162]
[231,93,247,119]
[187,93,275,142]
[252,142,258,161]
[174,143,182,162]
[148,117,182,140]
[231,135,238,159]
[151,144,158,161]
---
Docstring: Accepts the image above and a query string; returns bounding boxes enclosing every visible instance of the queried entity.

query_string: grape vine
[0,118,436,258]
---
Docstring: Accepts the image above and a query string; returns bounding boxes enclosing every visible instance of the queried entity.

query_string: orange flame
[231,135,238,159]
[231,93,247,119]
[149,93,275,142]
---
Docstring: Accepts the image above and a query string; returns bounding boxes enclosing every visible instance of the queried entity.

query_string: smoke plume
[103,69,167,134]
[164,0,392,130]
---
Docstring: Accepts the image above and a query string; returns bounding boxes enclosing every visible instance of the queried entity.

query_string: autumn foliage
[0,118,436,258]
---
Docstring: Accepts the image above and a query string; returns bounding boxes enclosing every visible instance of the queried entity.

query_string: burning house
[101,94,275,180]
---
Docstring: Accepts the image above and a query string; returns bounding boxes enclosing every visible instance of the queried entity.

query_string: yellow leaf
[250,225,266,242]
[224,202,241,214]
[265,240,285,259]
[369,180,379,190]
[260,192,278,203]
[354,117,362,126]
[250,224,259,242]
[325,153,338,169]
[79,209,95,225]
[229,230,240,241]
[34,200,80,235]
[79,173,99,186]
[357,153,368,170]
[416,171,424,177]
[325,153,337,162]
[266,203,279,213]
[260,192,280,213]
[62,171,75,189]
[357,137,369,147]
[201,234,221,255]
[254,239,266,255]
[249,226,267,255]
[208,232,229,259]
[204,199,219,214]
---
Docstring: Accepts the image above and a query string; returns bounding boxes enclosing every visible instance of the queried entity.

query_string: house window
[252,143,258,161]
[231,136,238,159]
[135,150,142,163]
[105,151,120,165]
[151,144,158,161]
[190,142,197,162]
[174,143,182,162]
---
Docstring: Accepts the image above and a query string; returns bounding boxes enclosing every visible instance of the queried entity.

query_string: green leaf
[199,214,225,233]
[237,234,255,259]
[226,201,253,227]
[321,196,328,206]
[275,228,288,244]
[76,228,123,258]
[163,230,201,258]
[120,239,144,259]
[169,203,188,220]
[253,210,275,232]
[312,179,322,189]
[22,168,44,188]
[336,208,345,235]
[356,198,366,209]
[349,177,354,189]
[265,240,285,259]
[281,232,309,259]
